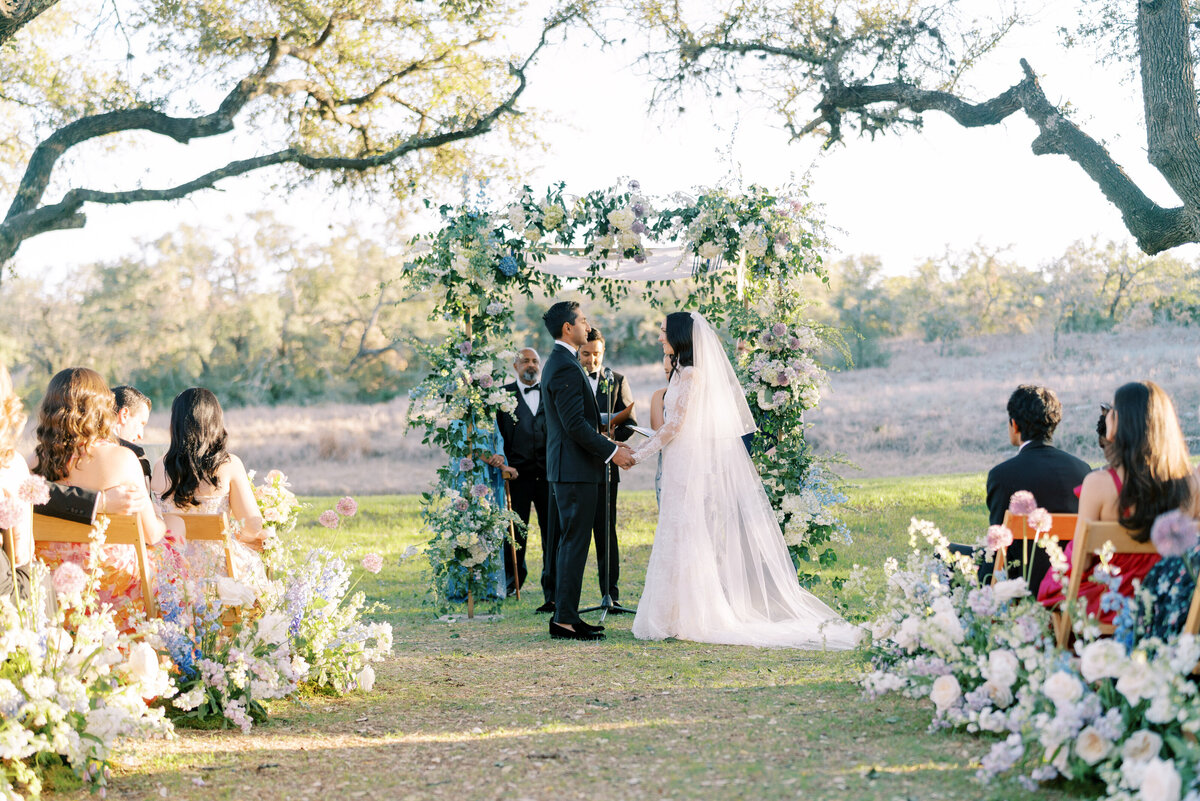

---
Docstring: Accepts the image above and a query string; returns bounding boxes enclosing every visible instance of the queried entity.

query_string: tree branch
[0,0,58,46]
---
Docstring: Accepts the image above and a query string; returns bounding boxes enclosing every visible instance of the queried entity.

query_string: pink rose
[986,525,1014,552]
[361,553,383,574]
[336,496,358,517]
[52,562,88,596]
[318,510,340,529]
[1008,491,1037,517]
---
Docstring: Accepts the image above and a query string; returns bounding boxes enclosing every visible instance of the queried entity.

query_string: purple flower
[627,179,641,192]
[630,220,646,235]
[470,483,490,499]
[361,553,383,574]
[453,498,470,512]
[498,255,519,277]
[477,374,494,389]
[634,253,647,264]
[789,336,801,349]
[631,203,646,218]
[459,340,473,356]
[1151,509,1200,558]
[318,510,340,529]
[458,457,475,472]
[986,525,1014,551]
[336,496,358,517]
[1008,491,1037,517]
[772,323,788,337]
[774,232,789,246]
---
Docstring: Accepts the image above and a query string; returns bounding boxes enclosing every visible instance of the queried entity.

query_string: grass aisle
[57,478,1083,800]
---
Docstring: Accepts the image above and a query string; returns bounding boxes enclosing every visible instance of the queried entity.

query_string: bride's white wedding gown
[629,315,861,650]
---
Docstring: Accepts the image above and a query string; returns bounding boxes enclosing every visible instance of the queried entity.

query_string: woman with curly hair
[32,367,171,628]
[150,387,268,591]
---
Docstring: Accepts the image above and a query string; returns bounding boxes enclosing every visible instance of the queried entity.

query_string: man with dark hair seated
[953,385,1091,589]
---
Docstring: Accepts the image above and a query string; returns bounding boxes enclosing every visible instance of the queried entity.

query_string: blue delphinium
[498,255,518,276]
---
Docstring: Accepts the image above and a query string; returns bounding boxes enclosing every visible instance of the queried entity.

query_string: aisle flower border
[403,180,850,609]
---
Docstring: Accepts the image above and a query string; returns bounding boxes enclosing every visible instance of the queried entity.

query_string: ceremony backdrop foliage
[401,180,847,606]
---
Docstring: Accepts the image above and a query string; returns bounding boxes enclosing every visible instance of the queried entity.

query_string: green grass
[46,478,1084,801]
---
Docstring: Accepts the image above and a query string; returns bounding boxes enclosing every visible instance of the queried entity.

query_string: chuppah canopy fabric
[535,247,738,282]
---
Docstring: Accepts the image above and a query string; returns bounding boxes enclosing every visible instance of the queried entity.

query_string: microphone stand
[581,366,636,622]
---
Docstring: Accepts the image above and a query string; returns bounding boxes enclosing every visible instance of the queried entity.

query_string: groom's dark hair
[1007,385,1061,443]
[543,301,580,340]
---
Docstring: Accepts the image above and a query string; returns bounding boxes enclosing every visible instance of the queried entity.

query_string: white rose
[986,649,1020,690]
[993,578,1030,602]
[1074,725,1113,765]
[1145,691,1175,725]
[983,680,1014,709]
[357,664,376,692]
[894,616,921,651]
[1080,639,1126,683]
[1122,730,1163,766]
[1139,758,1182,801]
[929,674,961,712]
[607,208,635,231]
[698,241,723,260]
[257,612,289,646]
[126,642,161,686]
[1116,660,1157,705]
[216,577,257,607]
[1043,671,1084,707]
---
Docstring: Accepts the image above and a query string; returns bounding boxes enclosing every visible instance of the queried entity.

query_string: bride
[626,311,861,649]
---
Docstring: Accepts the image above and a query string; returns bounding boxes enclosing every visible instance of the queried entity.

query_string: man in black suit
[496,347,547,598]
[112,385,153,480]
[952,384,1091,589]
[540,301,636,641]
[578,328,636,609]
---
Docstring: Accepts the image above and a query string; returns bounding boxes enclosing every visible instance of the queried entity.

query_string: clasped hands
[610,439,637,470]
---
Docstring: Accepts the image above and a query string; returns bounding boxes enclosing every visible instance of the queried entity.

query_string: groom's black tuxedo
[541,341,616,626]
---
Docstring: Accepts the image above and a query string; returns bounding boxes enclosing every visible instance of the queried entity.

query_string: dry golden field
[28,325,1197,493]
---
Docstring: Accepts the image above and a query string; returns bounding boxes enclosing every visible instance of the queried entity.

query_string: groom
[541,301,636,641]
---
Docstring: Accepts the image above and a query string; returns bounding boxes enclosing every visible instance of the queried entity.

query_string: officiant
[497,347,547,598]
[578,328,636,610]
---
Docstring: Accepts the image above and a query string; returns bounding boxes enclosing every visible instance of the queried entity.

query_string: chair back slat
[1001,511,1078,541]
[1055,520,1152,648]
[179,513,237,581]
[31,512,158,618]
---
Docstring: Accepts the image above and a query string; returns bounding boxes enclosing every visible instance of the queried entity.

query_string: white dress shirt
[518,380,540,416]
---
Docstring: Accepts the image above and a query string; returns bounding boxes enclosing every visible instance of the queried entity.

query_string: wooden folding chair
[32,512,158,618]
[995,511,1078,582]
[1054,520,1156,648]
[178,512,238,581]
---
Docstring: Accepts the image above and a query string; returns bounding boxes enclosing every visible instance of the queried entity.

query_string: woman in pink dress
[32,368,172,630]
[1038,381,1198,622]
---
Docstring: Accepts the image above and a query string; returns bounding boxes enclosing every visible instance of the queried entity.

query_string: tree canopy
[0,0,582,271]
[633,0,1200,255]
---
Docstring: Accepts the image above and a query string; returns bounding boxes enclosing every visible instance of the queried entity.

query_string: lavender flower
[458,457,475,472]
[470,483,490,499]
[453,498,470,512]
[628,179,641,192]
[772,322,788,337]
[458,340,473,356]
[1008,490,1037,517]
[1027,507,1053,533]
[634,253,647,264]
[318,510,340,529]
[477,374,494,389]
[631,202,646,217]
[630,220,646,235]
[1150,509,1200,558]
[985,525,1013,552]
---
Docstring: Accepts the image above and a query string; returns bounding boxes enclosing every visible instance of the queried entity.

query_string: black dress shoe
[535,601,556,613]
[574,619,605,632]
[549,621,605,641]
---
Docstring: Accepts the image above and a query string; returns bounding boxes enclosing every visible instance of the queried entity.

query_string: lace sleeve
[632,367,694,464]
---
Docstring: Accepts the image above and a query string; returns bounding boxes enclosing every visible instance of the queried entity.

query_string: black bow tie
[523,384,539,393]
[588,372,599,379]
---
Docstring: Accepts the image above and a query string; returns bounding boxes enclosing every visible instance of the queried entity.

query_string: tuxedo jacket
[497,381,546,474]
[542,343,614,484]
[986,439,1092,525]
[593,370,637,485]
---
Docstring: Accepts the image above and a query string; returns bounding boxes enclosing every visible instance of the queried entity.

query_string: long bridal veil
[638,311,860,649]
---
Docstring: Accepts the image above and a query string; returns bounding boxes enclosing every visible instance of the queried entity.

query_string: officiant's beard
[520,368,538,384]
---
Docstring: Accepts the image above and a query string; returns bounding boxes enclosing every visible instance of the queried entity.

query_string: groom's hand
[612,444,635,469]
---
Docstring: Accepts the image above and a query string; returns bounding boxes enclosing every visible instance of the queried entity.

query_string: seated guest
[112,385,153,480]
[1038,381,1197,623]
[32,368,169,630]
[0,364,55,616]
[985,385,1091,588]
[151,388,268,591]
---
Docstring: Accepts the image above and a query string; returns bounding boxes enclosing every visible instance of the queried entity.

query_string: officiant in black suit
[578,328,636,609]
[540,301,636,641]
[497,347,547,597]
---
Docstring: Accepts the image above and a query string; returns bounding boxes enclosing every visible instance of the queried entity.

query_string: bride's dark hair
[163,387,230,508]
[664,312,694,378]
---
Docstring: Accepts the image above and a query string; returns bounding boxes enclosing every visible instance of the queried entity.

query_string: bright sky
[13,0,1198,281]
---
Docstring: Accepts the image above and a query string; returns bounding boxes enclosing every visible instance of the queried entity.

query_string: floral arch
[403,181,851,611]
